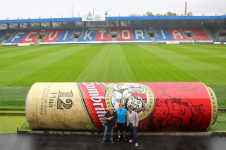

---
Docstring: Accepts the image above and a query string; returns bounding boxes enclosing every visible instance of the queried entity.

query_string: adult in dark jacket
[102,107,117,143]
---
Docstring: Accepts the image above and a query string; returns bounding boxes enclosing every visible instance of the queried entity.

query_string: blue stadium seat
[0,31,7,43]
[5,30,28,43]
[57,29,74,42]
[132,28,151,41]
[4,31,17,43]
[78,29,96,41]
[154,27,173,41]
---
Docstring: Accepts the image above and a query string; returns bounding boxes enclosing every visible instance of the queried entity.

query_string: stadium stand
[116,28,133,41]
[0,15,226,45]
[78,29,96,41]
[132,28,151,41]
[5,30,28,43]
[95,29,112,41]
[20,30,39,43]
[154,27,173,41]
[57,29,74,42]
[190,27,211,41]
[0,27,213,44]
[40,29,61,42]
[167,27,190,41]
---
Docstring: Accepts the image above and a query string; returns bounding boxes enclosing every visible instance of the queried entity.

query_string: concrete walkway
[1,134,226,150]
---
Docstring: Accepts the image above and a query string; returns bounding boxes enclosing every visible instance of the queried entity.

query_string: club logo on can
[104,83,156,121]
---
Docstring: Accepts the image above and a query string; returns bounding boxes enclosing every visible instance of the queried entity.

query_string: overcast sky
[0,0,226,20]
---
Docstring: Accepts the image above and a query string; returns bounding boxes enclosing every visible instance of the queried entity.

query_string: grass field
[0,44,226,108]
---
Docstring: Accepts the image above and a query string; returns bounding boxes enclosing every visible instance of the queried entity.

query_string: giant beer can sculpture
[26,82,218,131]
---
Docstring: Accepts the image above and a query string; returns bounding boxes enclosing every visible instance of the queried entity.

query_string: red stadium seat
[167,27,190,41]
[190,27,211,41]
[40,29,62,42]
[116,28,133,41]
[95,29,112,41]
[20,30,40,43]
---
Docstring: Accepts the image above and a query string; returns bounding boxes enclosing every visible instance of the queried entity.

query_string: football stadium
[0,1,226,149]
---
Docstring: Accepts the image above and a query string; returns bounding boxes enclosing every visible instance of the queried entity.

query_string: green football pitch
[0,44,226,108]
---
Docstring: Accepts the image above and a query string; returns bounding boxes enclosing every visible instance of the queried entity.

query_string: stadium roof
[0,15,226,24]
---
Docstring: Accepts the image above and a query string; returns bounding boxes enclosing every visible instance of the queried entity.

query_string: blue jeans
[129,123,138,143]
[103,125,114,141]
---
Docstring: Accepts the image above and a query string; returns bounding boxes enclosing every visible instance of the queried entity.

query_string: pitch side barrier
[196,41,214,44]
[1,43,35,46]
[156,41,214,44]
[156,41,193,44]
[214,42,226,44]
[1,41,222,46]
[39,41,152,45]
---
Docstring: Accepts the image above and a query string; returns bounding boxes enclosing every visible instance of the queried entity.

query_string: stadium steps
[43,30,50,38]
[74,38,78,42]
[151,37,156,43]
[112,37,116,41]
[117,29,120,37]
[36,30,41,38]
[215,28,223,36]
[202,26,214,41]
[71,29,75,38]
[180,28,187,36]
[144,28,149,37]
[80,29,84,38]
[189,37,194,42]
[108,29,111,37]
[153,28,159,37]
[2,33,8,40]
[188,28,195,36]
[35,39,41,45]
[0,108,25,116]
[9,31,17,39]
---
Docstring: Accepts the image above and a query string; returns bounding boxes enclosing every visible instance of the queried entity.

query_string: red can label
[78,82,216,131]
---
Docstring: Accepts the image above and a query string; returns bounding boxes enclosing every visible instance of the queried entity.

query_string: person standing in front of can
[115,103,127,141]
[127,107,139,147]
[102,107,117,143]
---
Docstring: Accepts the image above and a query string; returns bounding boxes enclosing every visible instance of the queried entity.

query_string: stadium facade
[0,15,226,45]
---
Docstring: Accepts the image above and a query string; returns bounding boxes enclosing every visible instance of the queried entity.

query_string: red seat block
[190,27,211,41]
[95,29,112,41]
[167,27,190,41]
[20,30,40,43]
[116,28,133,41]
[40,29,62,42]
